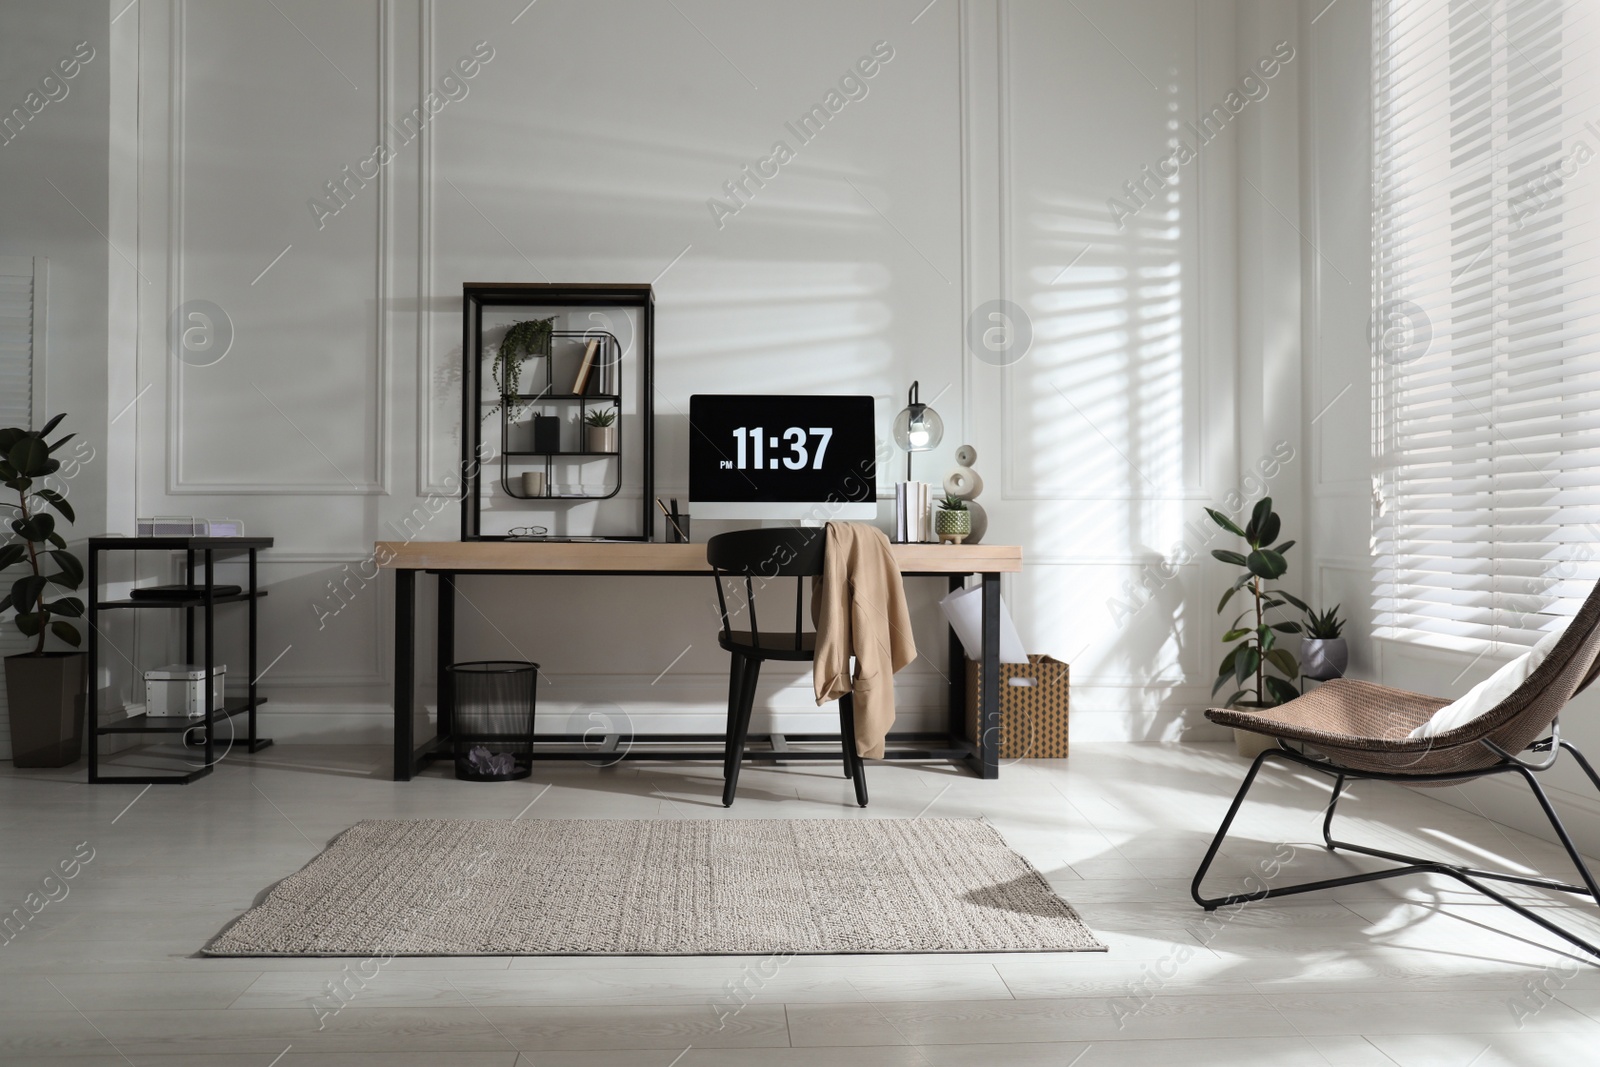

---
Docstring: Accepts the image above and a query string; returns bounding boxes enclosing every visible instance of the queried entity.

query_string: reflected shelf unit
[86,536,273,785]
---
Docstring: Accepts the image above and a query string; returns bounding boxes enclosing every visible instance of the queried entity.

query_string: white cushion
[1406,626,1567,740]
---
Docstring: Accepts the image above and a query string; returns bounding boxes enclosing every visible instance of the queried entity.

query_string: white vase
[585,425,617,453]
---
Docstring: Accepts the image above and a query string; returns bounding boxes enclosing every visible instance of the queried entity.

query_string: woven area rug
[205,818,1105,956]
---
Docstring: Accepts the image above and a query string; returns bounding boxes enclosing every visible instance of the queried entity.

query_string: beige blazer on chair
[812,522,917,758]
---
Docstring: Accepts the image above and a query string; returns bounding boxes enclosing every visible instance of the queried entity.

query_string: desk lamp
[892,381,944,480]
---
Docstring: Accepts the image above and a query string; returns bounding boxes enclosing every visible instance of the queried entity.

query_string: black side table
[87,536,273,784]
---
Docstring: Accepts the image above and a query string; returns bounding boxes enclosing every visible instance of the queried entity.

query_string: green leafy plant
[1303,604,1345,640]
[0,415,85,654]
[583,406,617,428]
[490,317,554,419]
[1209,496,1307,708]
[939,495,968,511]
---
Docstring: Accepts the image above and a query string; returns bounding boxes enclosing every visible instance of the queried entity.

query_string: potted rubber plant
[1301,604,1348,681]
[1208,497,1307,755]
[1,414,87,768]
[934,495,971,544]
[583,406,617,453]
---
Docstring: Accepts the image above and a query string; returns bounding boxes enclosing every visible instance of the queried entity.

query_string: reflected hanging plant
[1208,496,1306,708]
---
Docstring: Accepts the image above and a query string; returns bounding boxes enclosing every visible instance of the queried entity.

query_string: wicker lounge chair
[1192,580,1600,959]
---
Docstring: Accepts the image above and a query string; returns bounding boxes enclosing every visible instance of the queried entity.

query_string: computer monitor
[689,394,878,520]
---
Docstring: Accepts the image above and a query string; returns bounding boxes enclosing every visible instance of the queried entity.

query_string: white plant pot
[585,425,616,453]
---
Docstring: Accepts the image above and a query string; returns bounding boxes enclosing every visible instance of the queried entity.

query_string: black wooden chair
[707,528,867,808]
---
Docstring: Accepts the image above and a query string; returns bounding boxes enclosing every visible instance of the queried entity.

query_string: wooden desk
[378,541,1023,782]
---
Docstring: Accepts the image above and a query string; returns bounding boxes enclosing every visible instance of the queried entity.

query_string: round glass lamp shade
[893,403,944,454]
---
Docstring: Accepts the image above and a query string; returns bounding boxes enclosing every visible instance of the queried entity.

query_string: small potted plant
[490,317,554,420]
[1301,604,1348,681]
[934,495,971,544]
[583,406,618,453]
[1,414,88,768]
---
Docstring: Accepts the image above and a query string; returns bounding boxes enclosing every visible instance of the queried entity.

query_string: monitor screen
[689,394,877,517]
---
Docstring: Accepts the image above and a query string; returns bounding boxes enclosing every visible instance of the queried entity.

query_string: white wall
[0,0,111,760]
[3,0,1313,751]
[1300,0,1375,677]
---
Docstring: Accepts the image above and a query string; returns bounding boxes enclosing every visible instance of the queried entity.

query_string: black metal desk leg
[203,550,215,773]
[978,570,1001,780]
[948,576,969,757]
[247,548,258,748]
[394,568,416,781]
[87,544,100,783]
[184,548,195,664]
[436,573,455,740]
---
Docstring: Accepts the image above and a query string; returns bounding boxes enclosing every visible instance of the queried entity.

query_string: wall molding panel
[117,0,1266,740]
[162,0,389,497]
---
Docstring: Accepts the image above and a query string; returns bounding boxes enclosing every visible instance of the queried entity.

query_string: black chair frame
[1192,720,1600,961]
[708,529,867,808]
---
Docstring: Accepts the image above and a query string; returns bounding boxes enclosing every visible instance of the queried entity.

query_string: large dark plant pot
[4,651,87,768]
[1302,638,1349,681]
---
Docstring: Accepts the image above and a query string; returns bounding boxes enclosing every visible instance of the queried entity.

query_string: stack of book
[571,338,601,394]
[895,481,934,543]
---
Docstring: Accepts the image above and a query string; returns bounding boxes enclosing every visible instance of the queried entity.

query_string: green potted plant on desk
[934,495,971,544]
[583,406,618,453]
[1207,496,1307,757]
[1,414,87,768]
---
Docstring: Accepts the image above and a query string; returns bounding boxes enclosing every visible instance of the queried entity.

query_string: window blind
[0,260,34,762]
[1374,0,1600,651]
[0,268,31,431]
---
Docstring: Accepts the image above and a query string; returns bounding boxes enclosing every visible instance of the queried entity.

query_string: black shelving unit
[461,283,655,540]
[86,536,273,784]
[497,330,624,502]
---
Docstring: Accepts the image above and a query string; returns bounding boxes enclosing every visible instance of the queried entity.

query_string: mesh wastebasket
[447,660,538,781]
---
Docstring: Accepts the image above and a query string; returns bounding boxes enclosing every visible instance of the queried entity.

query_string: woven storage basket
[965,654,1070,758]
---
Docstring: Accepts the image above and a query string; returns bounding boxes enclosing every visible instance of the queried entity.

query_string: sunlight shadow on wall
[1012,73,1199,734]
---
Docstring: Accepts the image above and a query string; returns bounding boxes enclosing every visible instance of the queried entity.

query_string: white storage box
[144,664,226,719]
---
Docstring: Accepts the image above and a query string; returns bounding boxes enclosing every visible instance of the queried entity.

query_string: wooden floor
[2,741,1599,1065]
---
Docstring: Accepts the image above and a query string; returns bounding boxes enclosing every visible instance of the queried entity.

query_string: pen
[658,499,686,542]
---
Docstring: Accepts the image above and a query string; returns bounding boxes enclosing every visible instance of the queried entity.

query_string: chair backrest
[705,528,825,651]
[1449,575,1600,754]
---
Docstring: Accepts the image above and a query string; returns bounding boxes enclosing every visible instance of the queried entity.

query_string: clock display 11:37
[724,427,835,471]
